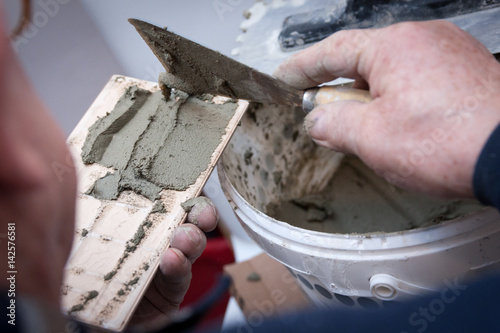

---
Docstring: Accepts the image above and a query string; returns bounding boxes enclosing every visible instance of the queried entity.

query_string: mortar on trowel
[218,102,500,308]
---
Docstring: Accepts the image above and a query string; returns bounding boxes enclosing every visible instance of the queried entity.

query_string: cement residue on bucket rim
[219,162,500,257]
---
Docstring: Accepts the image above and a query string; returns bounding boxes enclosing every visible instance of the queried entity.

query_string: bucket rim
[218,159,499,253]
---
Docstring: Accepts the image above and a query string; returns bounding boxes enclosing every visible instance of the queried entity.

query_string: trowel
[129,18,372,113]
[278,0,500,52]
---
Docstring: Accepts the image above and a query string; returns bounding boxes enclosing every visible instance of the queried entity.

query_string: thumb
[304,100,370,155]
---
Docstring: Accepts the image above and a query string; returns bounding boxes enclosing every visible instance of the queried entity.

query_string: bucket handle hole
[373,284,396,300]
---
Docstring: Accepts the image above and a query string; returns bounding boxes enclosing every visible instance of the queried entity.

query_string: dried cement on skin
[266,157,483,234]
[81,85,237,201]
[181,197,214,225]
[181,197,209,212]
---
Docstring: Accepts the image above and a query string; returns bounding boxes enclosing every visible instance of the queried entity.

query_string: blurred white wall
[1,0,253,134]
[80,0,254,81]
[2,0,124,134]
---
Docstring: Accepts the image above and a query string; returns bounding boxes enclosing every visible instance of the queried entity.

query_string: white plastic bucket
[218,103,500,309]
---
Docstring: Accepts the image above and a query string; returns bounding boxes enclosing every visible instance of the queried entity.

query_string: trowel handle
[302,86,373,113]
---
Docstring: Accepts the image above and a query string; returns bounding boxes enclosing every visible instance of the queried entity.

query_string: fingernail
[304,108,326,139]
[188,198,213,225]
[272,58,290,78]
[170,247,186,263]
[177,225,202,245]
[272,66,281,78]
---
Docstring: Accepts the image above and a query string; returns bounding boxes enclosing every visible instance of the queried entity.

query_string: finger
[273,28,378,89]
[152,248,193,307]
[304,100,372,155]
[185,196,218,232]
[170,224,207,263]
[159,247,192,283]
[131,292,170,324]
[131,248,192,326]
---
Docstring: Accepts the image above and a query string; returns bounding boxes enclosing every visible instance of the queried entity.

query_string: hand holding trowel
[129,19,372,113]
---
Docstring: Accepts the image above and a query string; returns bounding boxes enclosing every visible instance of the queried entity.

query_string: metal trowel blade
[129,18,303,107]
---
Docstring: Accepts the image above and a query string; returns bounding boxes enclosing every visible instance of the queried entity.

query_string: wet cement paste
[266,156,483,234]
[222,102,484,235]
[81,84,237,201]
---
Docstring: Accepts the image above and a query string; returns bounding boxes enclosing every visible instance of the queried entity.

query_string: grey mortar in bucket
[218,102,500,308]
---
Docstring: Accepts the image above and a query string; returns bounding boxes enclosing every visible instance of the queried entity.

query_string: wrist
[473,121,500,209]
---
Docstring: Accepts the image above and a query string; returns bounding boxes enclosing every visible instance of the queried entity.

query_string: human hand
[274,20,500,198]
[0,20,77,309]
[129,197,219,329]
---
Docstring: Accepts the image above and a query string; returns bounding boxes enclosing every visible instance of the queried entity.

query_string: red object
[180,228,235,331]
